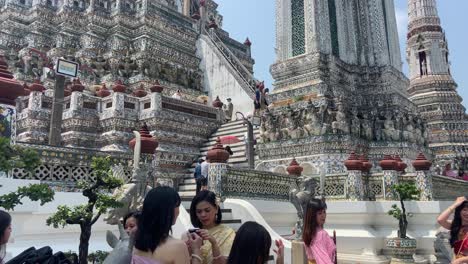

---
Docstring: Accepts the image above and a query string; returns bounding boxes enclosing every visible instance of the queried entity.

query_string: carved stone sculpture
[331,103,350,134]
[105,131,152,225]
[103,223,134,264]
[289,176,317,239]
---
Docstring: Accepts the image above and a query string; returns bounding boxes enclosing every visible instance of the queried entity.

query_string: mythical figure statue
[281,106,303,139]
[105,131,152,225]
[373,115,384,141]
[103,223,134,264]
[361,113,373,140]
[331,103,350,134]
[289,176,317,239]
[383,112,398,141]
[260,109,280,143]
[350,113,361,137]
[433,228,453,264]
[303,101,321,136]
[403,114,415,143]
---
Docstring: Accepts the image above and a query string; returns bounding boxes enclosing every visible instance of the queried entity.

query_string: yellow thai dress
[200,224,235,264]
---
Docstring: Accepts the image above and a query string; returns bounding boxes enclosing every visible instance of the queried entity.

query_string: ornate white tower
[407,0,468,166]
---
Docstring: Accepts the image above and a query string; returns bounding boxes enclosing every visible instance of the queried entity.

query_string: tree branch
[91,212,102,226]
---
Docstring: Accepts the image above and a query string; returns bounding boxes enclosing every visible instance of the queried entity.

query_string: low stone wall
[432,175,468,200]
[223,168,298,201]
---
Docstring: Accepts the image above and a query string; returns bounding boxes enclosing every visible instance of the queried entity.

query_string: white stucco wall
[197,35,254,117]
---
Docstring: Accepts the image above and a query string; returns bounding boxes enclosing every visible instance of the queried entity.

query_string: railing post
[291,240,307,264]
[206,138,229,202]
[380,155,399,200]
[344,152,365,201]
[412,153,433,201]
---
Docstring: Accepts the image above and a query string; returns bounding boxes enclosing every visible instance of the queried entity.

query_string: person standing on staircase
[200,159,210,191]
[194,159,204,194]
[223,98,233,122]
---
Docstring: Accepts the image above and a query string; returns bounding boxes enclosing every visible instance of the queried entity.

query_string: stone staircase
[199,119,260,167]
[177,119,261,230]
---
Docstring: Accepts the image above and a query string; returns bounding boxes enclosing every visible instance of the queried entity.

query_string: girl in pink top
[302,199,336,264]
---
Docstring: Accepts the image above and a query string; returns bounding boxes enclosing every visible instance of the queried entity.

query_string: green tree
[0,137,55,210]
[387,182,420,238]
[46,156,123,264]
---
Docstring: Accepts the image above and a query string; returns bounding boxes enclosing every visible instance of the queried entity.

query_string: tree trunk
[79,223,92,264]
[400,199,408,238]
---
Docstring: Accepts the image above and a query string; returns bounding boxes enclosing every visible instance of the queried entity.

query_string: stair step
[179,185,196,191]
[207,130,260,142]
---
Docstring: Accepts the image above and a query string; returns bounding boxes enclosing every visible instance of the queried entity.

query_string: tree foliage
[0,136,55,210]
[46,156,124,264]
[387,182,420,238]
[0,137,41,173]
[0,184,55,210]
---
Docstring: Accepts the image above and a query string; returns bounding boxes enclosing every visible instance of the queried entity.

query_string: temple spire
[406,0,468,165]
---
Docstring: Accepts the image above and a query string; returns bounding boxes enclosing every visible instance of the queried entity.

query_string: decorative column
[344,152,364,201]
[111,81,126,118]
[69,79,85,111]
[207,138,229,202]
[28,80,46,111]
[380,155,399,200]
[360,155,373,200]
[128,123,158,193]
[412,153,433,201]
[149,81,163,112]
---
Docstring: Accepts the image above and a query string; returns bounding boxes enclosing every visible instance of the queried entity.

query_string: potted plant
[386,182,420,263]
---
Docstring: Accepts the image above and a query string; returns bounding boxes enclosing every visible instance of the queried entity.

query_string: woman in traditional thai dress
[133,187,203,264]
[437,196,468,264]
[190,191,235,264]
[227,221,284,264]
[302,199,336,264]
[0,210,12,264]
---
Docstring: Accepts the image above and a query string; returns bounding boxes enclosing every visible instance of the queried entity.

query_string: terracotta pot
[287,158,303,176]
[29,79,46,92]
[96,84,110,98]
[133,85,147,97]
[70,79,85,92]
[412,153,432,171]
[379,155,398,171]
[344,152,363,171]
[129,124,158,154]
[112,80,126,93]
[206,138,229,163]
[150,81,164,93]
[212,96,223,108]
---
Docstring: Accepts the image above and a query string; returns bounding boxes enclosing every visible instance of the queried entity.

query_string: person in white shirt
[200,159,210,190]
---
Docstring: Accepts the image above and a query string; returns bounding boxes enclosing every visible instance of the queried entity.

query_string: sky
[216,0,468,109]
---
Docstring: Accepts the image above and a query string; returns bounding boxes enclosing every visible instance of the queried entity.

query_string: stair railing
[203,27,257,98]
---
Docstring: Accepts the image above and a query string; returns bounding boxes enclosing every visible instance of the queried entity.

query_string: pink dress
[131,255,161,264]
[304,229,336,264]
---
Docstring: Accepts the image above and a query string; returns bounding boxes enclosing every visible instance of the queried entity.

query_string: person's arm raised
[437,196,467,230]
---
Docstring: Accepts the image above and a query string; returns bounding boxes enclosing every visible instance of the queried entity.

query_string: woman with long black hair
[0,210,12,264]
[302,199,335,264]
[227,221,284,264]
[133,186,203,264]
[437,196,468,264]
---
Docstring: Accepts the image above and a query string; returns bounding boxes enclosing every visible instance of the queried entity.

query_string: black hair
[190,190,222,228]
[0,210,11,245]
[302,198,327,246]
[227,221,271,264]
[450,201,468,247]
[198,159,204,164]
[123,211,141,226]
[134,187,181,252]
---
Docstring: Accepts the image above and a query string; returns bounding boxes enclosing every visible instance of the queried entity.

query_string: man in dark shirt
[194,159,204,194]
